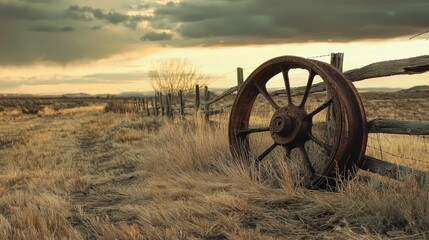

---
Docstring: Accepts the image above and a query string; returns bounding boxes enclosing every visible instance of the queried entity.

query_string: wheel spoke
[281,68,293,106]
[236,127,270,138]
[308,133,333,153]
[299,145,316,174]
[299,70,316,108]
[255,84,280,110]
[255,143,278,164]
[305,99,333,119]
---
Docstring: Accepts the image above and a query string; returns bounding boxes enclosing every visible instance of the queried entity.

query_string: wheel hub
[269,106,311,146]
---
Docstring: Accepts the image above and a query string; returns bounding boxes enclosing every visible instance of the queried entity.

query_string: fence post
[132,97,136,112]
[159,93,165,116]
[141,98,146,114]
[146,97,150,116]
[165,94,169,117]
[154,94,159,116]
[195,85,200,113]
[330,52,344,72]
[179,90,185,116]
[150,97,156,115]
[327,53,344,132]
[204,86,210,121]
[237,67,244,89]
[167,93,173,118]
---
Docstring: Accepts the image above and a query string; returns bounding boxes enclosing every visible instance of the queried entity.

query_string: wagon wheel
[228,56,367,189]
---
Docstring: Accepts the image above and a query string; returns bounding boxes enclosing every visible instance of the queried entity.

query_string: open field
[0,91,428,239]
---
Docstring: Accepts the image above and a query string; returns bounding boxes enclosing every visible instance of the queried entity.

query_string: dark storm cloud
[91,25,102,31]
[0,27,142,66]
[28,25,74,32]
[149,0,429,45]
[0,1,149,66]
[141,31,173,41]
[66,5,128,24]
[18,0,54,3]
[129,2,161,10]
[0,1,54,20]
[66,5,150,28]
[1,0,429,67]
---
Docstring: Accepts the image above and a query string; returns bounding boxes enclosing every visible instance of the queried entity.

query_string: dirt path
[0,110,147,238]
[69,114,143,234]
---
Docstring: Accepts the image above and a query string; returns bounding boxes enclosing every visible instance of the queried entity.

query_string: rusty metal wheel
[228,56,367,189]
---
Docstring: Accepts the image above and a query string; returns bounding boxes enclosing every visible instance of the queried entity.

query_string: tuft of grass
[146,116,233,173]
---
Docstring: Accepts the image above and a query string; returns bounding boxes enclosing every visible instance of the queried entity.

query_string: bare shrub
[149,58,209,96]
[21,105,44,115]
[104,101,134,113]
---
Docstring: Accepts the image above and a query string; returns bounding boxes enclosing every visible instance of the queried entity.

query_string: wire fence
[367,134,429,166]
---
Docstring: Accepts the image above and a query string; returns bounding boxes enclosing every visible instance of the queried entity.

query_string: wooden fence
[110,53,429,184]
[106,67,244,119]
[110,53,429,124]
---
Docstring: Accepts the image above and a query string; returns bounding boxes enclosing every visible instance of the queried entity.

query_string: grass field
[0,91,428,239]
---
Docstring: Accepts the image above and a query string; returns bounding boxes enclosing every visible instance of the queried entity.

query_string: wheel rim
[228,56,367,189]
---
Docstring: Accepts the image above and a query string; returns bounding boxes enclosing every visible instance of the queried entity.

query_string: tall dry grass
[0,91,428,239]
[137,114,429,238]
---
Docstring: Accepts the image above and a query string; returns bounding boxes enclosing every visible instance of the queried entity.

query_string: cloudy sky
[1,0,429,94]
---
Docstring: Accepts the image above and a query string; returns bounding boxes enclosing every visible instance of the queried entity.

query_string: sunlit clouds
[0,0,428,94]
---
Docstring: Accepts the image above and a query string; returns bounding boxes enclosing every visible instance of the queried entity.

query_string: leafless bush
[149,58,209,96]
[21,105,44,114]
[104,101,134,113]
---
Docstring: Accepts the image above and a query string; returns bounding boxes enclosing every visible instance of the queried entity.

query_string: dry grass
[0,91,428,239]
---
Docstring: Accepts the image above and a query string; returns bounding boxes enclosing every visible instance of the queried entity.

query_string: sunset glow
[1,0,428,94]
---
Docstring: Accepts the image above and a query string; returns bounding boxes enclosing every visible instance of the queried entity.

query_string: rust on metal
[228,56,368,189]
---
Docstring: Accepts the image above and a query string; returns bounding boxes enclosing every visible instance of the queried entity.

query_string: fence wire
[307,53,332,59]
[367,134,429,166]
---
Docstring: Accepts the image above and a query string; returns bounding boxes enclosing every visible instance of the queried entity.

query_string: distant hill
[62,93,92,98]
[357,87,402,92]
[399,85,429,93]
[2,85,428,98]
[117,92,149,97]
[0,93,34,97]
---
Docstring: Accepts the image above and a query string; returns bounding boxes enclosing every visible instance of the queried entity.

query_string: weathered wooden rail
[102,53,429,186]
[364,119,429,185]
[272,55,429,96]
[368,119,429,135]
[362,156,427,187]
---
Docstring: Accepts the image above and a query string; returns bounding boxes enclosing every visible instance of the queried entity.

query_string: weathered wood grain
[368,119,429,135]
[361,155,427,186]
[194,85,200,111]
[345,55,429,82]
